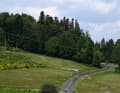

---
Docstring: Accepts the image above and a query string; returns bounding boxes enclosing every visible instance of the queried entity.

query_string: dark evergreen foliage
[0,11,116,67]
[111,39,120,69]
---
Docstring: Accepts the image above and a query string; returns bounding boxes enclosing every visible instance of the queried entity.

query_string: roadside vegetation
[75,71,120,93]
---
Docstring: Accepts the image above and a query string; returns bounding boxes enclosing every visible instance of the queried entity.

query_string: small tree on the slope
[40,84,58,93]
[93,49,105,67]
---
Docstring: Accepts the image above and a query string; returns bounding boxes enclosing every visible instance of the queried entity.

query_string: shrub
[0,51,40,70]
[0,65,4,70]
[40,84,58,93]
[115,67,120,73]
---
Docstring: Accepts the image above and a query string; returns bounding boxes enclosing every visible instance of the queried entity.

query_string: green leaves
[93,49,105,67]
[0,11,117,67]
[45,36,59,55]
[111,39,120,67]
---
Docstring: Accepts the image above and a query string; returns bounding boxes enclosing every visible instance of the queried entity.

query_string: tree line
[0,11,120,69]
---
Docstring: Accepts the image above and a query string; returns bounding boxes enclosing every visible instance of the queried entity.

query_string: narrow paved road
[61,66,115,93]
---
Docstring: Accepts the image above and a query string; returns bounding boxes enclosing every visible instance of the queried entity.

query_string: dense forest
[0,11,120,69]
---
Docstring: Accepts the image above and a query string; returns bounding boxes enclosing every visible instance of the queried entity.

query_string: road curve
[61,66,114,93]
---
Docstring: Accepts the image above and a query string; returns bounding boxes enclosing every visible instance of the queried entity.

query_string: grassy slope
[75,71,120,93]
[0,88,37,93]
[0,49,95,92]
[0,51,40,70]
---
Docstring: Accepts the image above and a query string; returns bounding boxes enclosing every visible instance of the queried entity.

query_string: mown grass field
[0,88,38,93]
[0,47,95,93]
[75,71,120,93]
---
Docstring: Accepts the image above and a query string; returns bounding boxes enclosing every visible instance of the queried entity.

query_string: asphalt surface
[61,66,115,93]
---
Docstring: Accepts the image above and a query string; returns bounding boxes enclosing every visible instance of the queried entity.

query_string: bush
[0,46,7,51]
[6,47,23,52]
[0,51,40,70]
[40,84,58,93]
[115,67,120,73]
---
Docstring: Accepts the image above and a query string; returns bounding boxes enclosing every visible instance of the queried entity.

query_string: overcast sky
[0,0,120,41]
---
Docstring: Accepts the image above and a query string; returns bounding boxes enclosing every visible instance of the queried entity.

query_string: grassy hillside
[0,88,37,93]
[0,47,95,93]
[0,51,41,70]
[75,71,120,93]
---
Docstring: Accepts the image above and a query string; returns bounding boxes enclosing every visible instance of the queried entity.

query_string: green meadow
[75,71,120,93]
[0,48,95,93]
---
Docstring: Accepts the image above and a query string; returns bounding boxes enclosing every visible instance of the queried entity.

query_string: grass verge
[75,70,120,93]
